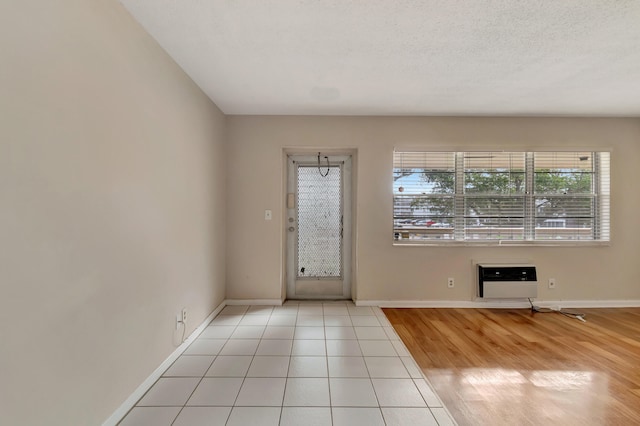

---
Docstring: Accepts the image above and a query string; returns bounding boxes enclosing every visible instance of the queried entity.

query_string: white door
[286,154,352,300]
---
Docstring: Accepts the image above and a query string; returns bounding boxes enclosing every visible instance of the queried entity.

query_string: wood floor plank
[384,307,640,426]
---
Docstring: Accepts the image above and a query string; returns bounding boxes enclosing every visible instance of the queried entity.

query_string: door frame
[285,152,353,300]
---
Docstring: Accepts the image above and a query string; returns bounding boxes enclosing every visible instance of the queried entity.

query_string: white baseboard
[225,299,284,306]
[537,299,640,308]
[102,300,227,426]
[356,299,529,308]
[356,299,640,309]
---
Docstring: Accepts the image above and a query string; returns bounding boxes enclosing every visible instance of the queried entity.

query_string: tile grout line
[354,311,387,424]
[226,307,269,424]
[168,309,244,426]
[122,302,456,425]
[323,309,334,425]
[278,309,295,425]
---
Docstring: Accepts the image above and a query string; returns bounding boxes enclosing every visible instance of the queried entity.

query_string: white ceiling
[120,0,640,116]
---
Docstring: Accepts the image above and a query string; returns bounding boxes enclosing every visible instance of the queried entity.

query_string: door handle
[288,226,295,232]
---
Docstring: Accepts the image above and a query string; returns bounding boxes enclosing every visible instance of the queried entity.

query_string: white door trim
[286,154,352,300]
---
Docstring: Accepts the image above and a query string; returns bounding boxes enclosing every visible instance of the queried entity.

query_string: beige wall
[2,1,640,424]
[0,1,226,424]
[226,116,640,302]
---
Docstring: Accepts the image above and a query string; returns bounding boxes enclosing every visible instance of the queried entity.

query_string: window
[393,151,610,244]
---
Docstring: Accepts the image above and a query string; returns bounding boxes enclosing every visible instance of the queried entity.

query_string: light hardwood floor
[383,307,640,426]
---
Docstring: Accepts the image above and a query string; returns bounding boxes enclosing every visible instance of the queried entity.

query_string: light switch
[264,210,272,220]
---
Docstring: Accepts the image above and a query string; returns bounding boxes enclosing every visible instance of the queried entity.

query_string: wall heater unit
[477,264,538,299]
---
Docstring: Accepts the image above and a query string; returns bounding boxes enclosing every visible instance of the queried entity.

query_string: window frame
[392,150,610,246]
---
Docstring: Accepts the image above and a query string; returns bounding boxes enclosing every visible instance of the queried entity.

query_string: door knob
[288,226,295,232]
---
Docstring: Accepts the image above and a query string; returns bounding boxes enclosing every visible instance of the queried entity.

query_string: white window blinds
[393,151,610,244]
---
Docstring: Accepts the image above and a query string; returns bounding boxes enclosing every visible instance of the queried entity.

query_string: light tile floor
[119,301,457,426]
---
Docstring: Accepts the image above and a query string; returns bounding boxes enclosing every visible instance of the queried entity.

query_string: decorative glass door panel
[286,155,351,299]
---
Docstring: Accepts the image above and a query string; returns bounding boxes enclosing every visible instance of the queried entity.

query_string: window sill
[392,240,611,247]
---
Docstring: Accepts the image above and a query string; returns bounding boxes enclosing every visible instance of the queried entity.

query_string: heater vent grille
[478,264,538,299]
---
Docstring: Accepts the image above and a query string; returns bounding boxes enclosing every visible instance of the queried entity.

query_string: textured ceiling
[120,0,640,116]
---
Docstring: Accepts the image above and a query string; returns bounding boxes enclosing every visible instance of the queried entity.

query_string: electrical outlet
[548,278,556,289]
[447,277,455,288]
[176,308,187,329]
